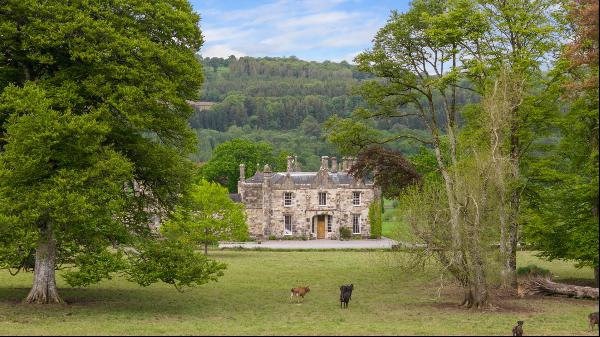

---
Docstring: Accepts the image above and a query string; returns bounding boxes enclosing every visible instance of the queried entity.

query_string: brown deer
[512,320,524,336]
[290,286,310,303]
[589,312,599,331]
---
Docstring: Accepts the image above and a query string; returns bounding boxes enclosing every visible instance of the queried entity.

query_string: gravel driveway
[218,237,398,250]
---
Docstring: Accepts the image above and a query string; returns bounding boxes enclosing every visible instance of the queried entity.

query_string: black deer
[339,284,354,309]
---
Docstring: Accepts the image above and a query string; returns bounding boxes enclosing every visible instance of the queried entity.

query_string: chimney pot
[320,156,329,171]
[239,164,245,181]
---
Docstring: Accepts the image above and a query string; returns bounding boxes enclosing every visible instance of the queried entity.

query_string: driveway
[218,237,398,250]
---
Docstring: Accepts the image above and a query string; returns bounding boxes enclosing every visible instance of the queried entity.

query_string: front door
[317,215,326,239]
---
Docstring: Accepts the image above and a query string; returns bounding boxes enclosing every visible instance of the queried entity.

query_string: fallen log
[519,277,598,300]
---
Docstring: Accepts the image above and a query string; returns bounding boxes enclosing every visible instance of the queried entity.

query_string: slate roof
[243,171,370,185]
[229,193,242,202]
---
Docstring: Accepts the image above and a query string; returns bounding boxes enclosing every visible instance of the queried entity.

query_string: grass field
[0,250,597,336]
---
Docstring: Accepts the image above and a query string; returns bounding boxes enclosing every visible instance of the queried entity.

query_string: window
[284,215,292,235]
[318,192,327,206]
[352,214,360,234]
[352,192,361,206]
[327,215,333,232]
[284,192,292,206]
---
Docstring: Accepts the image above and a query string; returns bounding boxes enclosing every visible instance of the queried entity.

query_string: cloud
[193,0,393,61]
[202,44,246,58]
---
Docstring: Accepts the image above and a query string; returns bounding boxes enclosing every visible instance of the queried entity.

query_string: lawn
[0,250,597,335]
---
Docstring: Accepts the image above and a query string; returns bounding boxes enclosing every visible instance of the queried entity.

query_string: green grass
[0,251,597,335]
[382,204,413,241]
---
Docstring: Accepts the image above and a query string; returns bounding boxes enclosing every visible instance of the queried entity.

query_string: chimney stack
[320,156,329,171]
[287,156,293,173]
[331,157,338,173]
[239,164,245,181]
[263,163,272,174]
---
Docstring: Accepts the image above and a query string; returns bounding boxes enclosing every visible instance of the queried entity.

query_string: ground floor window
[327,215,333,232]
[284,215,292,235]
[352,214,360,234]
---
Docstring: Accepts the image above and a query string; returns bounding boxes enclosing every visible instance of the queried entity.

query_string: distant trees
[200,139,286,192]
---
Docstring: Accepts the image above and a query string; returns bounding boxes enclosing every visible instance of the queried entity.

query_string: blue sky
[188,0,410,63]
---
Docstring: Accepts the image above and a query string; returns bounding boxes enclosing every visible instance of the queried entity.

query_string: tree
[437,0,565,288]
[368,198,383,239]
[523,0,599,285]
[161,180,248,255]
[300,115,321,137]
[200,139,284,192]
[326,0,563,307]
[0,0,221,304]
[342,0,496,307]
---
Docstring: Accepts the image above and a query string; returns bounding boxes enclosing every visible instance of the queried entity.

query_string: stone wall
[238,156,381,240]
[241,183,378,239]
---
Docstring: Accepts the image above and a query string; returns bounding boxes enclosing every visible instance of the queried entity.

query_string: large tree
[523,0,599,285]
[200,138,286,193]
[0,0,226,304]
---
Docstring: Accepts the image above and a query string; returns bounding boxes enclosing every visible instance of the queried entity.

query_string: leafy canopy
[0,0,225,291]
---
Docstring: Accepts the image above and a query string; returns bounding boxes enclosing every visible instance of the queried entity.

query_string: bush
[339,227,352,240]
[369,199,382,239]
[268,235,276,240]
[517,264,551,278]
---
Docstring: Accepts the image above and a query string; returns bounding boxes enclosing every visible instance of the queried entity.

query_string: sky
[188,0,410,63]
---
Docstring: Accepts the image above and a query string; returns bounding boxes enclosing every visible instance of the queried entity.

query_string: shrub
[369,199,383,239]
[339,227,352,240]
[517,264,551,278]
[268,235,276,240]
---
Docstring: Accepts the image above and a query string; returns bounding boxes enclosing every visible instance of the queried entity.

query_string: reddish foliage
[349,146,420,198]
[564,0,599,92]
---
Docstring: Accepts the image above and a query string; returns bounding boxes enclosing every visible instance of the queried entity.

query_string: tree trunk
[204,227,209,255]
[25,224,62,304]
[520,277,599,299]
[503,121,521,290]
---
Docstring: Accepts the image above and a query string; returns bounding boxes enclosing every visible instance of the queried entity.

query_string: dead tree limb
[519,277,599,300]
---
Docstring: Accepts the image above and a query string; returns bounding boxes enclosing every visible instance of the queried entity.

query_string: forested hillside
[191,56,369,131]
[190,56,476,169]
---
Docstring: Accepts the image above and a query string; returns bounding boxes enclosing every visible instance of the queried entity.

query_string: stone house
[235,156,381,240]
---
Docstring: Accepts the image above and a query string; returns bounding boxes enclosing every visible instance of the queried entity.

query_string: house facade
[235,156,381,240]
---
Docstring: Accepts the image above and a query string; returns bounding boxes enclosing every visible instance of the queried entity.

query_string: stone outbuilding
[235,156,381,240]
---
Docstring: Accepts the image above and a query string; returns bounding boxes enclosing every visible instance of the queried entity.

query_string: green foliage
[516,264,551,278]
[0,0,225,292]
[324,115,383,155]
[126,240,226,291]
[192,56,371,131]
[63,249,128,287]
[369,199,383,239]
[339,227,352,240]
[199,138,285,192]
[161,180,248,247]
[523,94,599,270]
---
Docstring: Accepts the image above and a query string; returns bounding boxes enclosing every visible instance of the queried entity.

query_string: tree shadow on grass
[0,285,281,319]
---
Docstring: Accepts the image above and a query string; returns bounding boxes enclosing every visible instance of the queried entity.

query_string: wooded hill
[189,56,477,168]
